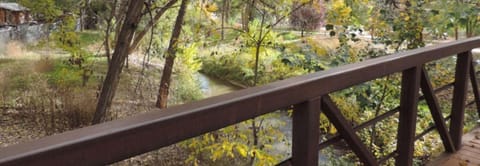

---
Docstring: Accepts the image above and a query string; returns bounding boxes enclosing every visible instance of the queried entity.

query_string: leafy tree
[92,0,145,124]
[93,0,182,122]
[156,0,189,109]
[19,0,62,22]
[290,1,324,37]
[326,0,352,26]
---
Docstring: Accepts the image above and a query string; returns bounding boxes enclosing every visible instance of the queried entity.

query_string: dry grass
[33,57,54,73]
[4,41,25,58]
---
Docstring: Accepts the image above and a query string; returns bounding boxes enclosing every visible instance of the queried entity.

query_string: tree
[103,0,119,63]
[128,0,179,53]
[156,0,189,109]
[290,1,324,37]
[19,0,62,23]
[221,0,231,40]
[92,0,183,123]
[92,0,144,124]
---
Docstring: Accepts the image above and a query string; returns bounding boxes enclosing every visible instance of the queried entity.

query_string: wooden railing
[2,37,480,166]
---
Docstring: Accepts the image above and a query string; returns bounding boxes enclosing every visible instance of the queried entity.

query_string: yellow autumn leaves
[400,12,410,21]
[327,0,353,25]
[204,3,218,12]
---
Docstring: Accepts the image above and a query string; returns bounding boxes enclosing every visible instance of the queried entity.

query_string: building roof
[0,3,28,12]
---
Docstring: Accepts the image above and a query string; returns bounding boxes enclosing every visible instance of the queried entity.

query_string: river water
[196,73,331,163]
[197,73,240,97]
[0,23,332,163]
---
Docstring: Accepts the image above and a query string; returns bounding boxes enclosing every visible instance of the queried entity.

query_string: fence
[1,37,480,166]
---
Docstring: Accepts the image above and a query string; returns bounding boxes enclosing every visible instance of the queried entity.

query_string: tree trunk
[221,0,226,40]
[104,0,118,64]
[466,19,476,38]
[80,9,84,32]
[156,0,189,109]
[113,0,129,44]
[220,0,230,40]
[455,26,458,40]
[92,0,144,124]
[242,0,255,32]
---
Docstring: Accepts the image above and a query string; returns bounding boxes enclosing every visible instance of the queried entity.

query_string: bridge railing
[2,37,480,166]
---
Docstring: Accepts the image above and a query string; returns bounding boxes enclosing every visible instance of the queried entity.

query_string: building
[0,3,31,26]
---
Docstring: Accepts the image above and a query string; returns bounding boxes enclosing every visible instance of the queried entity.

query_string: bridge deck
[429,126,480,166]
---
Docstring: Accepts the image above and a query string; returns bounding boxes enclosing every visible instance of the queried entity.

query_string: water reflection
[197,73,240,98]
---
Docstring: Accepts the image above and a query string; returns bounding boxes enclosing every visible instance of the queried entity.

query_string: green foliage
[47,61,84,88]
[394,3,426,49]
[52,14,79,50]
[13,0,480,164]
[326,0,352,26]
[78,31,103,47]
[19,0,62,22]
[428,0,480,38]
[51,14,92,69]
[202,45,309,86]
[171,44,204,104]
[181,112,287,166]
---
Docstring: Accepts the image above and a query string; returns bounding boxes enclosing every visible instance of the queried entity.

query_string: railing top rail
[2,37,480,165]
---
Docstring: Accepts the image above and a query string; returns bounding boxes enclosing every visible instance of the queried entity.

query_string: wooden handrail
[1,37,480,166]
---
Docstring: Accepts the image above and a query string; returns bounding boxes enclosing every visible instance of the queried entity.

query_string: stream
[196,73,329,163]
[0,23,338,163]
[197,73,240,97]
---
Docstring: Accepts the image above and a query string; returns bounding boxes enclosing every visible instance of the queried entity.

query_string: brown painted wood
[459,146,480,155]
[318,80,456,151]
[395,66,421,166]
[450,51,473,150]
[318,108,398,150]
[292,98,320,166]
[464,145,480,151]
[469,61,480,118]
[321,96,378,166]
[277,159,292,166]
[452,155,480,165]
[453,154,480,164]
[456,150,480,160]
[420,67,456,152]
[3,36,480,165]
[469,139,480,145]
[429,127,480,166]
[379,151,397,164]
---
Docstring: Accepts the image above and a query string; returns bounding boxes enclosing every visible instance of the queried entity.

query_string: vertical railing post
[450,51,472,149]
[396,66,421,166]
[292,98,320,166]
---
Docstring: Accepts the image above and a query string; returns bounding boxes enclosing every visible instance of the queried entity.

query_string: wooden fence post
[450,51,472,149]
[292,98,320,166]
[396,66,421,166]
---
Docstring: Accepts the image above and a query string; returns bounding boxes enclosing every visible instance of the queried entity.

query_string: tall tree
[242,0,256,32]
[290,1,324,37]
[92,0,181,123]
[92,0,144,124]
[156,0,190,108]
[221,0,231,40]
